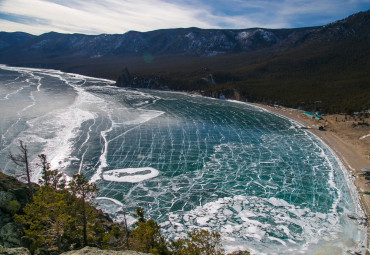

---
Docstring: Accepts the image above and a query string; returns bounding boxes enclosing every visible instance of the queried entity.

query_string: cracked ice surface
[0,65,365,254]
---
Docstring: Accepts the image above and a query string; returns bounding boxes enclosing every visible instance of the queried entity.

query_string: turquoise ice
[0,65,365,254]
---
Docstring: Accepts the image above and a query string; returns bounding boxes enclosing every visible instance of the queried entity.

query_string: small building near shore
[304,111,323,120]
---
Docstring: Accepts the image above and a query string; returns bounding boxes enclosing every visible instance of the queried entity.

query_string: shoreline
[166,91,369,251]
[247,102,369,248]
[163,90,370,220]
[2,63,368,250]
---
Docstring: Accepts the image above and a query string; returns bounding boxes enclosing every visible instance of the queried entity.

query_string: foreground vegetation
[7,149,249,255]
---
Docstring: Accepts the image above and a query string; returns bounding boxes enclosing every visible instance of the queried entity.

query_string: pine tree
[68,174,98,247]
[37,154,50,185]
[131,219,169,255]
[15,186,71,253]
[171,229,225,255]
[15,171,103,252]
[37,154,66,190]
[133,207,146,224]
[130,207,170,255]
[9,140,32,193]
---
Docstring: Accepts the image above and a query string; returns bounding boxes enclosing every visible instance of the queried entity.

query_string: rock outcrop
[0,245,31,255]
[61,247,152,255]
[116,68,168,90]
[116,68,133,87]
[0,245,155,255]
[0,173,33,248]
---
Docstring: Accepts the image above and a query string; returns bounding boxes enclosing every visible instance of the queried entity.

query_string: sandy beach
[248,102,370,247]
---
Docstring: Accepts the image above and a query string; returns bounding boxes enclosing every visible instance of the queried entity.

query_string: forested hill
[0,10,369,113]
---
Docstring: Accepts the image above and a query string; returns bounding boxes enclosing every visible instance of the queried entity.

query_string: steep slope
[0,173,34,248]
[0,10,369,113]
[0,32,35,50]
[0,11,368,68]
[0,27,312,61]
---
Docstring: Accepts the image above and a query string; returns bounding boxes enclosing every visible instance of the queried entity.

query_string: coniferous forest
[0,11,369,114]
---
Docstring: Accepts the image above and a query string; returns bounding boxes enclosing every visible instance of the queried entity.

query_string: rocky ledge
[60,247,152,255]
[0,173,34,248]
[0,245,153,255]
[0,245,30,255]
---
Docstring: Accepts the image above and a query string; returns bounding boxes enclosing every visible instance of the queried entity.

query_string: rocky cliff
[0,245,31,255]
[60,247,152,255]
[0,173,33,248]
[0,245,153,255]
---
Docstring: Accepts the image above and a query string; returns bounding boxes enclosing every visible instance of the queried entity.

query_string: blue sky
[0,0,369,35]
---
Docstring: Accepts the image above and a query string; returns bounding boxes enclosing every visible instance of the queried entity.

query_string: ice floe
[102,167,159,183]
[160,195,362,254]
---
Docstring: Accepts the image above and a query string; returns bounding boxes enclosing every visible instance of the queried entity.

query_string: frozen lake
[0,65,365,254]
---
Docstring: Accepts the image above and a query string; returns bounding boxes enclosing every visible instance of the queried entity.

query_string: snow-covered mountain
[0,11,368,113]
[0,10,368,61]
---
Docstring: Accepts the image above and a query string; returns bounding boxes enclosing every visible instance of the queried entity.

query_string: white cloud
[0,19,53,35]
[0,0,369,34]
[0,0,218,34]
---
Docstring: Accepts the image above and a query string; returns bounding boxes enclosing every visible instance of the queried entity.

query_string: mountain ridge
[0,11,368,65]
[0,10,369,113]
[2,11,368,59]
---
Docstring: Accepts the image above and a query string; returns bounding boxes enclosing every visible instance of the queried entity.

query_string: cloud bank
[0,0,369,35]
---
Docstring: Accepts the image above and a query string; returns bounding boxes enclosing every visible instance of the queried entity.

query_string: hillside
[0,11,369,113]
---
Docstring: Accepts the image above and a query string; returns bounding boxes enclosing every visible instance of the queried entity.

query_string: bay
[0,65,365,254]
